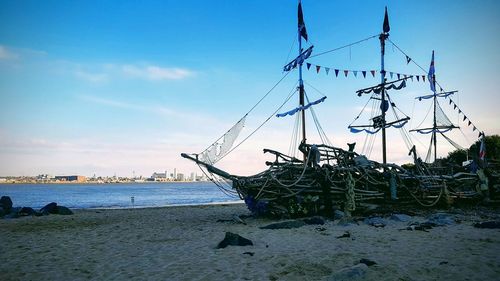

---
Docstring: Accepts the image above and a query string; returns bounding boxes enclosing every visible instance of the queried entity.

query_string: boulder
[0,206,5,217]
[359,258,377,266]
[303,216,325,225]
[56,206,73,215]
[334,210,345,220]
[19,207,37,216]
[216,232,253,249]
[40,202,58,215]
[0,196,13,213]
[427,213,455,226]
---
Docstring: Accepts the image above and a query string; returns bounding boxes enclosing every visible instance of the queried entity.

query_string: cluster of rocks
[0,196,73,219]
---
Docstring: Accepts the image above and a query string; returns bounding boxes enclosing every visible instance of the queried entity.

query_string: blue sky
[0,0,499,177]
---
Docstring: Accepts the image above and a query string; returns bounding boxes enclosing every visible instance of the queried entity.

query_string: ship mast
[298,0,307,161]
[380,7,390,164]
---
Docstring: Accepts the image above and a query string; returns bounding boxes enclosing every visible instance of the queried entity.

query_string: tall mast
[298,0,307,161]
[380,7,390,165]
[431,51,437,162]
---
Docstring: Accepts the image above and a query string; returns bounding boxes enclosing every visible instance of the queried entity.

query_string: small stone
[243,252,255,256]
[216,232,253,249]
[473,221,500,229]
[336,231,351,239]
[19,207,37,216]
[359,258,377,266]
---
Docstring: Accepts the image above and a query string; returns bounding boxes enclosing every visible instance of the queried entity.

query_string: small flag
[298,1,308,41]
[422,75,425,82]
[397,73,400,79]
[454,104,457,110]
[406,55,411,64]
[449,99,452,105]
[468,121,472,126]
[463,115,467,121]
[362,71,367,78]
[325,67,330,75]
[353,71,358,77]
[335,69,339,77]
[416,76,420,82]
[473,126,477,131]
[428,50,436,92]
[458,109,462,114]
[306,63,311,70]
[383,7,390,33]
[389,72,393,79]
[344,70,349,77]
[440,87,443,92]
[316,65,321,73]
[370,70,376,77]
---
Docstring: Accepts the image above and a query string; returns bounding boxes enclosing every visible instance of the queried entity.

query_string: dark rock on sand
[0,196,13,213]
[40,202,58,215]
[473,221,500,229]
[334,210,345,220]
[56,206,73,215]
[216,232,253,249]
[260,220,306,229]
[359,258,377,266]
[303,216,325,225]
[0,206,5,217]
[19,207,37,216]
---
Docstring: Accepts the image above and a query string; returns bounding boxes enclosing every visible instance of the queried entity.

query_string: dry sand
[1,204,499,281]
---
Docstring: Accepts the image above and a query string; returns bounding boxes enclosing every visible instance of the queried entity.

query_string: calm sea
[0,182,242,209]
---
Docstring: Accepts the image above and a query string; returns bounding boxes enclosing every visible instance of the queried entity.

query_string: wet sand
[1,204,499,280]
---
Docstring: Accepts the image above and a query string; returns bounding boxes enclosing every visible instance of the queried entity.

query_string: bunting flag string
[445,95,483,138]
[305,63,428,82]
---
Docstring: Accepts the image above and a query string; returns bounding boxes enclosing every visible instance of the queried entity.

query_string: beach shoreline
[1,204,499,280]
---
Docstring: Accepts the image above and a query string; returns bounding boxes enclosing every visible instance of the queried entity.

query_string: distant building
[151,171,168,181]
[54,175,86,182]
[176,173,185,181]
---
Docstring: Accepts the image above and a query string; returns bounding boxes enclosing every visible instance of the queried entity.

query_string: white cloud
[122,64,193,80]
[0,45,19,60]
[75,70,108,83]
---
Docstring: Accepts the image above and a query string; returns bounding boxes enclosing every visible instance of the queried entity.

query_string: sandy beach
[1,203,499,280]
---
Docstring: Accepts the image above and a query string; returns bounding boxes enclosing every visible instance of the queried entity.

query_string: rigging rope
[308,34,379,59]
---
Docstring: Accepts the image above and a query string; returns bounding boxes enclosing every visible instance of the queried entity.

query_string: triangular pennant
[370,70,376,77]
[449,99,452,105]
[344,70,349,77]
[454,104,457,110]
[325,67,330,75]
[390,72,393,79]
[463,115,467,121]
[353,71,358,77]
[335,69,339,77]
[458,109,462,114]
[406,55,411,64]
[397,73,401,79]
[422,75,425,82]
[468,120,472,126]
[416,76,420,82]
[362,71,367,78]
[440,87,443,92]
[404,74,408,79]
[316,65,321,73]
[306,63,311,70]
[473,126,477,132]
[410,76,414,82]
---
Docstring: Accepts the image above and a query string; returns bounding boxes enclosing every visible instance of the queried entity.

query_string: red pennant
[362,71,366,78]
[316,65,321,73]
[344,70,349,77]
[370,70,376,77]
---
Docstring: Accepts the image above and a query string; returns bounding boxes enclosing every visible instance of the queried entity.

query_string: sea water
[0,182,241,209]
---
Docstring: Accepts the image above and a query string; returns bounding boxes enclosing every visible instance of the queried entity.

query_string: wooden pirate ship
[182,1,487,217]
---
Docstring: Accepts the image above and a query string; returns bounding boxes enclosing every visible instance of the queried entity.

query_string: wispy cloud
[121,64,193,80]
[75,70,108,83]
[0,45,19,60]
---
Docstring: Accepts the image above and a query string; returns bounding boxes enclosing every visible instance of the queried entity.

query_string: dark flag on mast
[383,7,390,33]
[298,1,308,41]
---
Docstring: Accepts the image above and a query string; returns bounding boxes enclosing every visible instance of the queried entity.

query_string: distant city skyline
[1,0,499,177]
